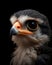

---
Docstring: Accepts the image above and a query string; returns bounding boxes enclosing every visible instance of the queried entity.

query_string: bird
[10,9,52,65]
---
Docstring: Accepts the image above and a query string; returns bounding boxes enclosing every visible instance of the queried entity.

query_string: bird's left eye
[25,20,38,32]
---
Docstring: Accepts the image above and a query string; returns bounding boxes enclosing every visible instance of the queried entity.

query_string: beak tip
[10,28,17,36]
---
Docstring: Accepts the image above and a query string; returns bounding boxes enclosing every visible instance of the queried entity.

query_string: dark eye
[25,20,38,31]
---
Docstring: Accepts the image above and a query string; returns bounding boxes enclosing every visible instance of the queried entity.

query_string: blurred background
[0,0,52,65]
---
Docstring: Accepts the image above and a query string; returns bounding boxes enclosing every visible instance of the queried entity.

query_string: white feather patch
[10,16,18,24]
[18,15,29,23]
[18,15,44,24]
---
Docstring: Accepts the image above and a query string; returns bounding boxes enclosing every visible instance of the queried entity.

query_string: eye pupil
[28,21,36,29]
[26,20,37,31]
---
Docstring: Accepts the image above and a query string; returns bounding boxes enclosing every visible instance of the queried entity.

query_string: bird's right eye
[25,20,38,32]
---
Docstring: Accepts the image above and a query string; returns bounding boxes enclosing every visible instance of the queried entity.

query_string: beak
[10,22,33,36]
[10,27,33,36]
[10,26,19,36]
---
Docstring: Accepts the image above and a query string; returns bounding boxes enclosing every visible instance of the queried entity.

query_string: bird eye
[25,20,38,31]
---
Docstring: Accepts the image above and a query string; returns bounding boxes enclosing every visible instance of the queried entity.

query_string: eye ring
[25,19,38,32]
[27,23,38,31]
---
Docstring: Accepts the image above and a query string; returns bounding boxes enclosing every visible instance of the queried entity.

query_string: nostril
[14,22,22,29]
[17,26,21,29]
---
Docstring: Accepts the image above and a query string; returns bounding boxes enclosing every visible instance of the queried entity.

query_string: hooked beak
[10,22,33,36]
[10,27,19,36]
[10,27,33,36]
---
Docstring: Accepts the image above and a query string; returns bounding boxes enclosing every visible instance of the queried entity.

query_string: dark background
[0,1,52,65]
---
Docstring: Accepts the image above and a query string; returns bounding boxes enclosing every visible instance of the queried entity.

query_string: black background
[0,0,52,65]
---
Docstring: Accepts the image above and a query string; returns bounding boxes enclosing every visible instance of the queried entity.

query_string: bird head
[10,9,51,47]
